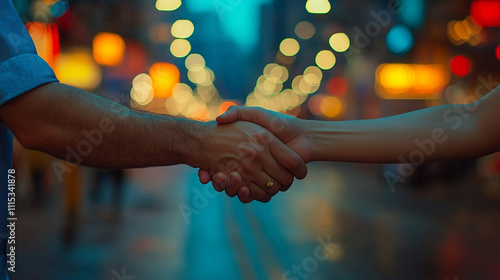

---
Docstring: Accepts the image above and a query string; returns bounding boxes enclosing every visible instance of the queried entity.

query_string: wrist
[180,120,213,169]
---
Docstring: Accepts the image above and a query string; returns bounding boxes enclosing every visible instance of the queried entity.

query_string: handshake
[195,106,313,204]
[193,84,499,203]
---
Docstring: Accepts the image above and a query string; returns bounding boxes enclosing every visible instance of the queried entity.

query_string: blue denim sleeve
[0,0,58,107]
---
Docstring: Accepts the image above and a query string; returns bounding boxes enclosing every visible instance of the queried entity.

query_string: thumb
[216,106,239,124]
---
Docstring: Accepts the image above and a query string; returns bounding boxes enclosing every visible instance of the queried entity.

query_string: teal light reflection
[186,0,272,51]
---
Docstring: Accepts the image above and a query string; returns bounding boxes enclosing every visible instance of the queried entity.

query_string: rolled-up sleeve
[0,0,58,107]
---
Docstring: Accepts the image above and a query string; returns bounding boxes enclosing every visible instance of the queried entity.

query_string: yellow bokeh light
[295,21,316,40]
[185,53,206,71]
[329,33,350,52]
[279,38,300,57]
[93,32,125,66]
[170,39,191,58]
[149,62,180,98]
[171,19,194,38]
[156,0,181,11]
[320,96,343,118]
[305,0,331,14]
[315,50,336,70]
[376,64,449,99]
[54,49,102,89]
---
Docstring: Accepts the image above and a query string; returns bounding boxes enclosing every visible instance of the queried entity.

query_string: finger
[280,184,292,192]
[246,182,272,203]
[216,106,239,124]
[198,169,212,184]
[237,186,254,204]
[224,172,242,197]
[212,172,228,192]
[228,171,243,190]
[262,132,308,179]
[252,170,283,197]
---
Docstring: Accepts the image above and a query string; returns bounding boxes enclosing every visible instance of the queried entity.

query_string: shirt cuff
[0,54,59,107]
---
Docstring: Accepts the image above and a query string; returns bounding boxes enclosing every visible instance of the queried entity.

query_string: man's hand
[198,107,312,203]
[195,120,307,203]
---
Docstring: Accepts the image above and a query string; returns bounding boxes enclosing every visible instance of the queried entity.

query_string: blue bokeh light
[386,25,414,55]
[186,0,272,52]
[400,0,425,28]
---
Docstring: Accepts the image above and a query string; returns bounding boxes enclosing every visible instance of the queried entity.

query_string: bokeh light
[471,0,500,27]
[279,38,300,57]
[496,46,500,60]
[305,0,331,14]
[156,0,181,11]
[327,77,348,97]
[93,32,125,66]
[295,21,316,40]
[54,49,102,89]
[315,50,336,70]
[171,19,194,39]
[329,33,350,53]
[386,25,414,55]
[131,73,154,106]
[185,53,206,71]
[376,63,449,99]
[320,96,343,118]
[149,62,180,98]
[450,55,471,77]
[170,39,191,58]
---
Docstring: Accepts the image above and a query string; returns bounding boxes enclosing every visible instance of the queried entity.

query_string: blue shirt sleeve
[0,0,59,107]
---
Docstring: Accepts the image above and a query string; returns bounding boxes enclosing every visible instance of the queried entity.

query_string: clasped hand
[198,107,312,203]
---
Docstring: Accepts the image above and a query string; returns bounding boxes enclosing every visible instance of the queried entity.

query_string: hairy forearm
[1,82,207,169]
[307,101,489,163]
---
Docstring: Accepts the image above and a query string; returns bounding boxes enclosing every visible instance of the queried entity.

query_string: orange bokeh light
[218,101,238,115]
[149,62,180,98]
[93,32,125,66]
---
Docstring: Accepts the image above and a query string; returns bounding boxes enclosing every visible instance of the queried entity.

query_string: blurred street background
[9,0,500,279]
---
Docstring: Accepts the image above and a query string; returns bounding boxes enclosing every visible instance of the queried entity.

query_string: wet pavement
[11,160,500,280]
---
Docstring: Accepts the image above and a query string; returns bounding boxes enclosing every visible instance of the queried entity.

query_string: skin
[0,82,307,202]
[200,86,500,202]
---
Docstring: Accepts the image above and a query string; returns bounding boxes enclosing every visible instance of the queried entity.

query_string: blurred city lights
[329,33,350,53]
[156,0,181,11]
[93,32,125,66]
[450,55,471,77]
[471,0,500,27]
[375,64,449,99]
[305,0,331,14]
[185,54,206,71]
[171,19,194,39]
[26,22,59,68]
[279,38,300,56]
[327,77,348,97]
[315,50,336,70]
[447,17,482,46]
[320,96,343,118]
[308,94,325,115]
[399,0,425,28]
[386,25,414,55]
[295,21,316,40]
[149,62,180,98]
[50,0,69,18]
[496,46,500,60]
[54,49,102,90]
[170,39,191,58]
[131,73,154,106]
